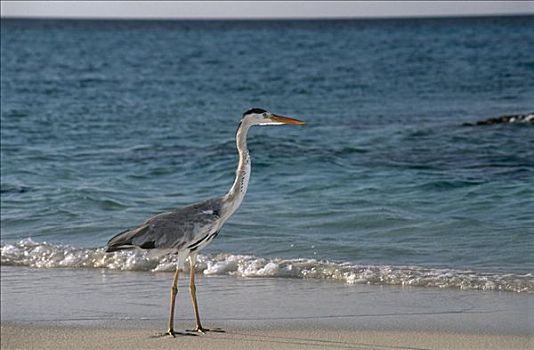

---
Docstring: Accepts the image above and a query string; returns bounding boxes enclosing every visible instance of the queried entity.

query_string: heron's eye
[262,113,268,117]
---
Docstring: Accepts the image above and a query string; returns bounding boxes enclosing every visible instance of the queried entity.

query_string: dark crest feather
[243,108,267,116]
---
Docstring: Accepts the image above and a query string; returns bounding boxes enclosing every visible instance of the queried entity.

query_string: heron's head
[241,108,305,126]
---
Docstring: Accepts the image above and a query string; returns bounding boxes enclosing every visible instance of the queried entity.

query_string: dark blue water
[1,17,533,291]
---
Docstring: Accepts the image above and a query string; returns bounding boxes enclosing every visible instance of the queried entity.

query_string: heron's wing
[106,198,222,252]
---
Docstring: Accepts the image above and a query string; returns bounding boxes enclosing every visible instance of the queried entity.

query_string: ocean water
[1,17,533,293]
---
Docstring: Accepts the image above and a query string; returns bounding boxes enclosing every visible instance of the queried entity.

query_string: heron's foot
[152,329,198,338]
[187,326,208,334]
[186,326,225,334]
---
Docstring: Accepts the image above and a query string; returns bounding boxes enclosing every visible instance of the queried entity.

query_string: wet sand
[1,266,532,349]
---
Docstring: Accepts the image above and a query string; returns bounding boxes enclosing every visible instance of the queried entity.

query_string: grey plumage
[106,198,223,253]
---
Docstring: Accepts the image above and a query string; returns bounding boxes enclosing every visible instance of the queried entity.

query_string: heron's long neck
[222,121,252,219]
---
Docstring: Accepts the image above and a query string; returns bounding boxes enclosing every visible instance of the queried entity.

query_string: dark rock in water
[0,184,30,194]
[463,113,534,126]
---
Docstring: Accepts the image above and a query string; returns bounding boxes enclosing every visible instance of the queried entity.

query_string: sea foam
[1,238,532,293]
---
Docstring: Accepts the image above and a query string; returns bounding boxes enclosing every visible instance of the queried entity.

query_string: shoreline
[2,266,533,349]
[2,240,531,293]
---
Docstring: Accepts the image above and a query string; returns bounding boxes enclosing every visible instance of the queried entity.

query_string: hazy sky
[2,1,534,19]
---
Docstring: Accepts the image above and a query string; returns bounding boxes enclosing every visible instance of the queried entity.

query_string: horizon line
[2,13,533,22]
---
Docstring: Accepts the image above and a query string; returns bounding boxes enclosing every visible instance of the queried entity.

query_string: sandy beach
[2,266,533,350]
[2,324,532,350]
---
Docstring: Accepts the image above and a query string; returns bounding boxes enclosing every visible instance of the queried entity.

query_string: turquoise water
[1,17,533,292]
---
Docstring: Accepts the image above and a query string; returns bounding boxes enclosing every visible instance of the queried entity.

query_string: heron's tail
[105,225,151,252]
[105,228,133,252]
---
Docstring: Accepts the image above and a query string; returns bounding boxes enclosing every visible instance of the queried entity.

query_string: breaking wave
[1,238,532,293]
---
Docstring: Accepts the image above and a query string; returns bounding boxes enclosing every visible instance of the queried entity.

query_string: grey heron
[105,108,304,336]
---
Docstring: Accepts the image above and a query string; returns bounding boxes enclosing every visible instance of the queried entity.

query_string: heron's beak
[270,114,305,125]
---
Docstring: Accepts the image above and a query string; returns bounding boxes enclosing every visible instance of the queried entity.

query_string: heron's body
[107,198,223,254]
[105,108,304,337]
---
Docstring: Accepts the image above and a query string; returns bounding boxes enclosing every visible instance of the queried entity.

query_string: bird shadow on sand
[152,329,431,350]
[230,332,431,350]
[150,327,225,338]
[150,331,198,338]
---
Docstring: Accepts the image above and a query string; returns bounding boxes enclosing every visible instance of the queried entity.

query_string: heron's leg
[188,255,208,333]
[167,268,180,337]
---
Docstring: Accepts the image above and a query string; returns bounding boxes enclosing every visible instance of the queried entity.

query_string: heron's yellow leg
[167,268,180,336]
[189,259,207,333]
